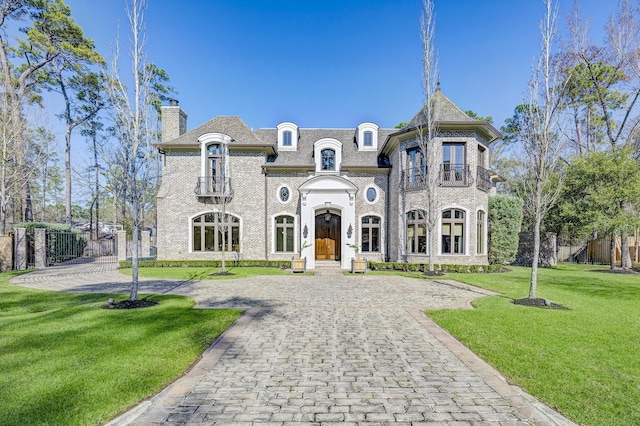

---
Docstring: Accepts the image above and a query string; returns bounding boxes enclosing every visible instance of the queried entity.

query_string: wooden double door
[315,213,341,260]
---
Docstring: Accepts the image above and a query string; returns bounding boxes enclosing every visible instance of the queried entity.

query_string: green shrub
[119,259,291,269]
[488,195,523,265]
[367,261,502,274]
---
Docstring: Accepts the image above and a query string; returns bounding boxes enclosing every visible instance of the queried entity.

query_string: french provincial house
[155,88,502,269]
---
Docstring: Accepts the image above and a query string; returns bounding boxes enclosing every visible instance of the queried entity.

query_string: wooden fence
[558,236,638,264]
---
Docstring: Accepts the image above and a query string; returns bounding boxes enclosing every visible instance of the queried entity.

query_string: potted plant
[347,243,367,273]
[291,240,311,273]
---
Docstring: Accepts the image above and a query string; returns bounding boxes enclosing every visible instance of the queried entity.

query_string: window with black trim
[192,212,240,252]
[477,210,485,254]
[275,215,294,252]
[361,216,380,252]
[442,208,464,254]
[321,149,336,171]
[406,210,427,254]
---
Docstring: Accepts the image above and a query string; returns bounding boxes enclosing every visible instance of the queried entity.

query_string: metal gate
[46,231,117,265]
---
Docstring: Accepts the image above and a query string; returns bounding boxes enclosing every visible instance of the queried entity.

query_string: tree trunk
[529,214,541,299]
[610,231,616,269]
[65,125,72,224]
[621,230,632,270]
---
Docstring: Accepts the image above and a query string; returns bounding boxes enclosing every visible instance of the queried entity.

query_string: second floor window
[406,147,425,188]
[208,144,224,179]
[321,149,336,171]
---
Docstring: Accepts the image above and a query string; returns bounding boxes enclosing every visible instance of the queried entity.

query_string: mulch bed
[101,299,158,309]
[513,297,569,310]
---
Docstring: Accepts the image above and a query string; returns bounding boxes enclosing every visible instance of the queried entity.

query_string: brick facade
[156,90,502,268]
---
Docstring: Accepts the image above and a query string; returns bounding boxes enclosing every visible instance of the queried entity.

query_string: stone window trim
[198,132,231,179]
[363,184,380,204]
[277,122,299,151]
[440,207,467,255]
[190,210,242,253]
[270,213,299,254]
[313,138,342,173]
[355,122,379,151]
[276,183,293,205]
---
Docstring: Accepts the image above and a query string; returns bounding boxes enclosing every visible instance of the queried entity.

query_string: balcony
[476,166,492,192]
[439,163,472,187]
[195,176,234,201]
[404,166,427,191]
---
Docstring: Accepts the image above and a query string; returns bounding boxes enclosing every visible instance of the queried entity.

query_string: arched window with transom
[441,208,465,254]
[192,212,240,252]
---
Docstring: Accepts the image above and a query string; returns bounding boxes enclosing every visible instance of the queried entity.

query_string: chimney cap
[169,99,179,106]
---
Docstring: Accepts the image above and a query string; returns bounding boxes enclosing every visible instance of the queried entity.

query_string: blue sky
[64,0,614,132]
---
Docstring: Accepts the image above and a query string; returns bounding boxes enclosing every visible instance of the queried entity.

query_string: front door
[315,212,341,260]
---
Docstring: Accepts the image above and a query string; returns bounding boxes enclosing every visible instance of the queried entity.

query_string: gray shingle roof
[163,116,269,147]
[255,128,395,167]
[407,89,475,128]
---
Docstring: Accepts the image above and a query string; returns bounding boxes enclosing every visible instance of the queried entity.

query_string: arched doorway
[315,210,341,260]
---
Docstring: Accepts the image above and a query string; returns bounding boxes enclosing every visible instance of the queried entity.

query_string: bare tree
[519,0,566,299]
[106,0,160,301]
[412,0,440,273]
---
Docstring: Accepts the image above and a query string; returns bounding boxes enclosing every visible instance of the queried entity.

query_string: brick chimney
[161,99,187,143]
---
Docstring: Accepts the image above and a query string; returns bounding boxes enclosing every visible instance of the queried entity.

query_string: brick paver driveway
[11,262,574,425]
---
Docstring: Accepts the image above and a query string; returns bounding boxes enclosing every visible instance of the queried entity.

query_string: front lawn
[0,272,241,426]
[426,264,640,426]
[120,266,291,280]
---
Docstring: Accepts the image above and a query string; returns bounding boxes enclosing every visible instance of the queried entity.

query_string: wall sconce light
[347,224,353,239]
[303,224,308,239]
[324,209,331,222]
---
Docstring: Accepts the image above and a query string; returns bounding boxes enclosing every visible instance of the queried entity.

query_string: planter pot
[351,257,367,273]
[291,256,306,273]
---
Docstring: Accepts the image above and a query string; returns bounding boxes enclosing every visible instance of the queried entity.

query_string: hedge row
[367,261,503,273]
[118,259,504,274]
[118,259,291,269]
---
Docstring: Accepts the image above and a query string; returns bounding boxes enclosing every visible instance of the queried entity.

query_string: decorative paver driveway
[11,262,575,425]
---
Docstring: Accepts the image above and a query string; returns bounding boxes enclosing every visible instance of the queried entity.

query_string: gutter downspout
[264,168,269,260]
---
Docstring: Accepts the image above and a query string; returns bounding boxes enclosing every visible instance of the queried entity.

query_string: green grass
[0,272,241,426]
[424,263,640,426]
[120,266,291,280]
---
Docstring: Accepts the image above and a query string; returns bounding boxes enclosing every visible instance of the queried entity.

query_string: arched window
[321,149,336,171]
[477,210,485,254]
[275,215,294,252]
[192,212,240,252]
[361,216,380,253]
[406,210,427,254]
[442,208,465,254]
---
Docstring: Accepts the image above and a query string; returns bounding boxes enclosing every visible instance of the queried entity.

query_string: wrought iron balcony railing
[195,176,234,200]
[404,166,427,191]
[439,163,472,187]
[476,165,492,192]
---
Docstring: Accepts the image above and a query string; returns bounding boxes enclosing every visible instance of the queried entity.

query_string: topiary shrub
[488,195,524,265]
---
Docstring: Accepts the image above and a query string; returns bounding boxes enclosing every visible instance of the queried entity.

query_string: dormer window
[356,122,379,150]
[277,122,298,150]
[321,149,336,171]
[313,138,342,173]
[364,131,373,147]
[283,130,292,146]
